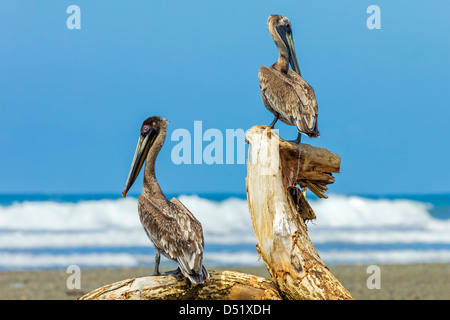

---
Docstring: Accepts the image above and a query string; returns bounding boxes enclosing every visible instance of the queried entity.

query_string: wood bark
[78,270,281,300]
[246,125,353,300]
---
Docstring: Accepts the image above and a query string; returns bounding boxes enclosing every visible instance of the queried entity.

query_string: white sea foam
[0,252,145,269]
[2,249,449,270]
[0,194,449,269]
[319,249,450,265]
[0,251,264,270]
[177,195,256,245]
[309,195,438,228]
[0,196,256,249]
[0,198,142,231]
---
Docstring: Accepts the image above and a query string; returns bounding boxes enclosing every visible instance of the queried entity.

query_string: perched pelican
[259,14,320,143]
[122,116,209,284]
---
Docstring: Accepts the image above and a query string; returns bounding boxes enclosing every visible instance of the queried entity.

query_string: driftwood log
[79,270,281,300]
[246,126,352,300]
[79,125,352,300]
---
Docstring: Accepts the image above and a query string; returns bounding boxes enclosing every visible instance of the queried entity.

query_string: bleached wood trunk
[78,270,282,300]
[246,125,353,300]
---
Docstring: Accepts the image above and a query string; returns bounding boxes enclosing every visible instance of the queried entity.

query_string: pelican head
[122,116,168,198]
[267,15,301,75]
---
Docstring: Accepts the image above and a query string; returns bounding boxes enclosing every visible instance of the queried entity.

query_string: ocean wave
[309,195,439,228]
[0,250,264,270]
[0,198,142,231]
[1,194,449,268]
[0,252,146,270]
[2,248,450,270]
[319,249,450,265]
[1,195,449,247]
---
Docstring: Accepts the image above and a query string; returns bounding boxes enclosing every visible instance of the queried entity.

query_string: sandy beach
[0,263,448,300]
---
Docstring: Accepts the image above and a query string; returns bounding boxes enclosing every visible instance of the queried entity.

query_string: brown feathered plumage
[122,116,208,284]
[259,15,320,140]
[138,194,208,284]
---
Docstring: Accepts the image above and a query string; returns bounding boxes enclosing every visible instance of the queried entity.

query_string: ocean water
[0,193,449,271]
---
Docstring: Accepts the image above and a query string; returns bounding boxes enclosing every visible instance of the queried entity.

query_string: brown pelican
[122,116,209,284]
[259,14,320,143]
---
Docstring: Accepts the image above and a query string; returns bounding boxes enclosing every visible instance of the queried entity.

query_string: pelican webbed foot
[163,267,181,275]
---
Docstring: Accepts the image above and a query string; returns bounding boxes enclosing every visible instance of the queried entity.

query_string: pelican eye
[142,125,150,134]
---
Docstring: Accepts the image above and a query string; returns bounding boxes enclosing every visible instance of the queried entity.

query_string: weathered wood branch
[78,270,282,300]
[246,125,353,300]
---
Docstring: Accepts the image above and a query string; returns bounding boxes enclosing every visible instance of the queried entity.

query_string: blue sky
[1,1,449,195]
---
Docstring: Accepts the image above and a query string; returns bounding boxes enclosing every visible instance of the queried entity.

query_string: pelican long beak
[122,129,157,198]
[276,24,301,76]
[285,33,301,76]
